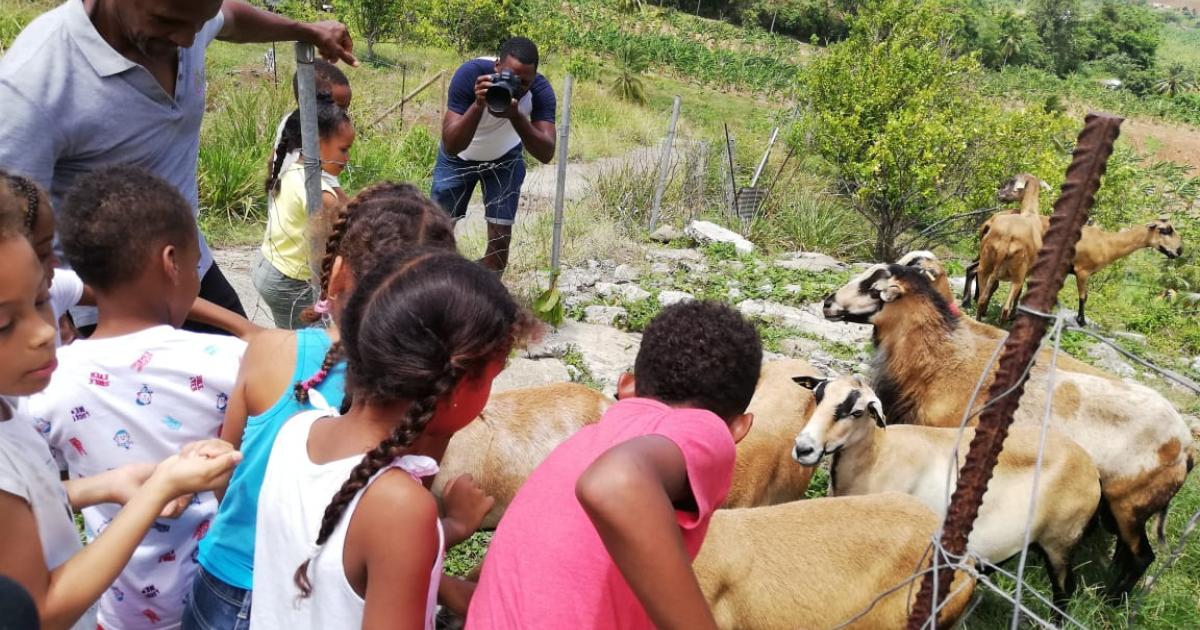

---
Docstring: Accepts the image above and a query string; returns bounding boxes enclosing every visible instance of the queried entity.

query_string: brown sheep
[433,382,612,528]
[695,493,976,629]
[792,374,1100,614]
[434,360,823,527]
[822,263,1193,595]
[897,250,1115,380]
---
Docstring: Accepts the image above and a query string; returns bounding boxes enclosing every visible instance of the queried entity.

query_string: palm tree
[994,10,1023,67]
[612,45,648,104]
[1155,64,1198,98]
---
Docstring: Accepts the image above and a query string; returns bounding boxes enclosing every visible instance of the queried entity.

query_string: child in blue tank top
[184,185,492,629]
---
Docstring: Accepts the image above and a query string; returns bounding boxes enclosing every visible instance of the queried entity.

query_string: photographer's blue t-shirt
[446,57,556,162]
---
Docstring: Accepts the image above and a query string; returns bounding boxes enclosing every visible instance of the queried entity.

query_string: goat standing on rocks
[823,263,1193,595]
[791,374,1100,613]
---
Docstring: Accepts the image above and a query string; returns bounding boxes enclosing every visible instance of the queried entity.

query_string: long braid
[291,184,457,400]
[293,341,342,403]
[265,110,300,196]
[293,367,462,597]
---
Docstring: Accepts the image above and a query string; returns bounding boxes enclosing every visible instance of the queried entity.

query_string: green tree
[1080,1,1162,69]
[1029,0,1083,76]
[793,0,1070,261]
[337,0,405,60]
[424,0,515,55]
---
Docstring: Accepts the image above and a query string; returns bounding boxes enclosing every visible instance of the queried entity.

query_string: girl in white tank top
[247,250,536,629]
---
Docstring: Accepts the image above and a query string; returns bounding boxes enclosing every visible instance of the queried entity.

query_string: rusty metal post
[906,112,1124,629]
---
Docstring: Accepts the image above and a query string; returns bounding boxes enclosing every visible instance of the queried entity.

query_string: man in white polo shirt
[0,0,356,334]
[434,36,557,275]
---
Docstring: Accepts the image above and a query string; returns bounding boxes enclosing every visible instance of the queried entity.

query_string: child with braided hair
[254,95,355,329]
[251,248,536,629]
[186,183,487,630]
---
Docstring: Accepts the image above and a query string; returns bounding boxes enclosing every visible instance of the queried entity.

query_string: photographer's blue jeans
[430,144,526,226]
[181,567,252,630]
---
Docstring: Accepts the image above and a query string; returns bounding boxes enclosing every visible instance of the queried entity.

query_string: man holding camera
[434,36,557,274]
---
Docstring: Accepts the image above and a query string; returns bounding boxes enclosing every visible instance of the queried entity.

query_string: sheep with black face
[792,374,1099,614]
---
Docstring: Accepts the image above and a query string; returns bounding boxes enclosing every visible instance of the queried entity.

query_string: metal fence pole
[551,75,574,272]
[649,95,682,232]
[295,43,321,219]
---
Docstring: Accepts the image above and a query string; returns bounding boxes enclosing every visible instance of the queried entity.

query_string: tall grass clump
[198,81,291,227]
[749,193,871,259]
[339,123,439,192]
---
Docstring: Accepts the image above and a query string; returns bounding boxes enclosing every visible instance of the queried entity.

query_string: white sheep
[791,374,1100,613]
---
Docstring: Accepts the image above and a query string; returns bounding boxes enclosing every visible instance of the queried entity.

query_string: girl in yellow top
[254,97,354,329]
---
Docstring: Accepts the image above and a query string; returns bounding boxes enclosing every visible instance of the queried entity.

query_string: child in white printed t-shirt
[26,166,247,630]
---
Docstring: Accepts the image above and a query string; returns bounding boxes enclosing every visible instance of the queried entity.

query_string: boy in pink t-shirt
[467,301,762,630]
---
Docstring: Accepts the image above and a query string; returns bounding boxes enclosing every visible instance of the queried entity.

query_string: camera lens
[486,82,513,114]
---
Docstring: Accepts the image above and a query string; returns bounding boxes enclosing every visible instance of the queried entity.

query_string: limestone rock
[524,321,642,395]
[650,262,671,275]
[683,220,755,255]
[613,264,640,283]
[779,337,824,359]
[1112,331,1147,345]
[616,284,651,303]
[774,251,846,273]
[737,300,871,345]
[593,282,618,298]
[658,290,695,307]
[650,225,684,243]
[1087,343,1136,378]
[647,247,704,263]
[492,358,570,392]
[558,267,601,293]
[584,305,627,326]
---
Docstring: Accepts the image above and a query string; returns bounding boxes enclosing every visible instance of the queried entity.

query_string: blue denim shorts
[181,567,252,630]
[430,144,526,226]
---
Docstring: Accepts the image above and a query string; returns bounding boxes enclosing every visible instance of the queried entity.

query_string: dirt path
[1120,117,1200,172]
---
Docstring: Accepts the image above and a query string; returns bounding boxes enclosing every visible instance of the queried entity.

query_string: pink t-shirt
[466,397,736,630]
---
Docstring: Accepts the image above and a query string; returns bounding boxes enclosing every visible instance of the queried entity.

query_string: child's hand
[441,474,495,548]
[179,438,236,460]
[147,441,242,501]
[104,462,190,518]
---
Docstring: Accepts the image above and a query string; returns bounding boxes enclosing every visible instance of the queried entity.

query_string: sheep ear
[879,279,905,303]
[867,399,886,427]
[793,375,826,391]
[1039,180,1052,192]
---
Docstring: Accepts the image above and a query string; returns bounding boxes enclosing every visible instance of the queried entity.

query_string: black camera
[485,69,522,115]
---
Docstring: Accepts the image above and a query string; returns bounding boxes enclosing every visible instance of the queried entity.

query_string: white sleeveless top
[250,409,444,629]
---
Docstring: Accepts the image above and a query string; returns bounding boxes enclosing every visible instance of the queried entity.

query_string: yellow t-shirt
[261,164,336,281]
